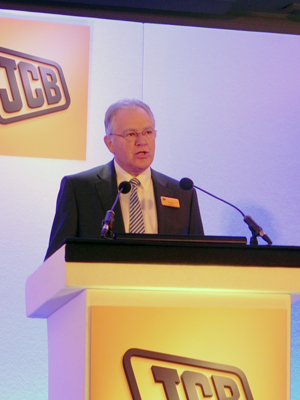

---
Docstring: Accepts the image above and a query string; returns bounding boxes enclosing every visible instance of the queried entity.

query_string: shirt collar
[114,159,152,190]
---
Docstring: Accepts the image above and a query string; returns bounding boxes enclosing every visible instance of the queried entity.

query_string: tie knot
[130,178,140,189]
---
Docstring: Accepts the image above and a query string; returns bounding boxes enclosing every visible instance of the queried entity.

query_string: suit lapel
[94,160,125,233]
[152,169,175,233]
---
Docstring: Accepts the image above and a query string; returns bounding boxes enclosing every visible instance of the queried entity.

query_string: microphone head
[179,177,194,191]
[119,181,131,194]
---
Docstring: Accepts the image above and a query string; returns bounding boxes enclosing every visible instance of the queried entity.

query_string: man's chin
[131,160,153,175]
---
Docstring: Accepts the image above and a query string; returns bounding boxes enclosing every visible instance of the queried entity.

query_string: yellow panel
[0,18,89,160]
[90,293,290,400]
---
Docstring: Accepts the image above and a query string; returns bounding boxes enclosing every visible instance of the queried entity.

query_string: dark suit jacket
[45,160,204,259]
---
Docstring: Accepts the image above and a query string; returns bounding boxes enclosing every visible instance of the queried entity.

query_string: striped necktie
[129,178,145,234]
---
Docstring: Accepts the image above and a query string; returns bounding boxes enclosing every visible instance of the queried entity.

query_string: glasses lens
[124,131,137,141]
[123,129,156,142]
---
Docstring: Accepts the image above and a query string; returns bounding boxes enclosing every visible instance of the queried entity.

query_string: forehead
[112,107,154,132]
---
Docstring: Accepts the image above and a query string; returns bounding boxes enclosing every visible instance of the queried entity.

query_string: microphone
[180,177,272,245]
[101,181,131,238]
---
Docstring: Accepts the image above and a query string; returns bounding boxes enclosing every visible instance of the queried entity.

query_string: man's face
[104,106,156,176]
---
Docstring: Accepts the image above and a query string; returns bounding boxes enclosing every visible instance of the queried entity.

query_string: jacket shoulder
[151,169,180,188]
[64,161,114,183]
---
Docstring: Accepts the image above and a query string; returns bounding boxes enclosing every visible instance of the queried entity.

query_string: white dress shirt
[114,160,158,234]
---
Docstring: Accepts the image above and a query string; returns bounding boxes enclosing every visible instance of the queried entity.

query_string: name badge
[161,196,180,208]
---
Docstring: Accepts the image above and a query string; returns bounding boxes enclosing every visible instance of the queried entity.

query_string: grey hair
[104,99,155,136]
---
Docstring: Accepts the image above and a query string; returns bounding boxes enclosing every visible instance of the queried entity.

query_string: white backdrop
[0,8,299,399]
[143,23,300,245]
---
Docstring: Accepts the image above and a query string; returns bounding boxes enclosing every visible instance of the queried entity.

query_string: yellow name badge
[161,196,180,208]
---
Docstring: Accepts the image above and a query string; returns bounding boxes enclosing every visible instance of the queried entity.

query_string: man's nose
[135,132,147,144]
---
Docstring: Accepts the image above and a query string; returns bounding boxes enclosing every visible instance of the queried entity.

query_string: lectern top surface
[62,236,300,268]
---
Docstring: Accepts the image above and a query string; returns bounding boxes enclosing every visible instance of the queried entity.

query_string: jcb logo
[0,47,70,124]
[123,349,254,400]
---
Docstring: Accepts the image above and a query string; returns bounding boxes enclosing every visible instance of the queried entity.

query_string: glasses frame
[109,128,157,142]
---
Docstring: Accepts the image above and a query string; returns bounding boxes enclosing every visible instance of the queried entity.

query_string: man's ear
[104,135,115,154]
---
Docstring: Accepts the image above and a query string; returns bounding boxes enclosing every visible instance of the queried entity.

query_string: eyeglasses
[110,128,156,143]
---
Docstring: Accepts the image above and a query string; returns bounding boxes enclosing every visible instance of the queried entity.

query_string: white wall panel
[143,23,300,246]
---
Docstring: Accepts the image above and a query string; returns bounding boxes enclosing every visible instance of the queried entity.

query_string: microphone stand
[249,227,259,246]
[101,192,123,239]
[101,210,115,239]
[193,184,272,246]
[180,178,272,246]
[101,181,131,239]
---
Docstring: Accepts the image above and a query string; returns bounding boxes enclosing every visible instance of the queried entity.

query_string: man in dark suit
[45,99,204,259]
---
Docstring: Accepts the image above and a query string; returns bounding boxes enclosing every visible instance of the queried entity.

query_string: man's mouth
[135,151,148,157]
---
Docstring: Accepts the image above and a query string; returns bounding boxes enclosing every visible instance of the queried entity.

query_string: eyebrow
[123,126,154,132]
